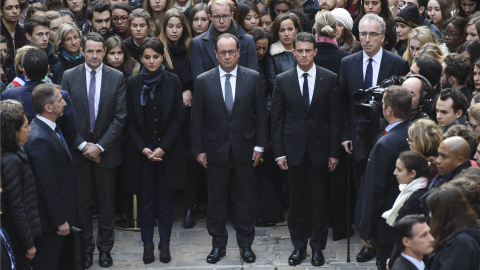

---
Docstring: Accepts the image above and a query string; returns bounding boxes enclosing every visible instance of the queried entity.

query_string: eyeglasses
[359,31,383,38]
[441,31,462,39]
[211,14,231,21]
[406,137,413,144]
[468,122,479,130]
[217,49,238,56]
[112,16,128,22]
[64,35,80,43]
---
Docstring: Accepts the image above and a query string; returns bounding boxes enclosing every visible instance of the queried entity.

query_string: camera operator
[402,75,432,122]
[408,58,442,119]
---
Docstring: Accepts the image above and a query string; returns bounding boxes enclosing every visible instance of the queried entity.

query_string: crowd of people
[1,0,480,269]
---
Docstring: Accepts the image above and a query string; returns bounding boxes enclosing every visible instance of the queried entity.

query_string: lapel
[290,68,308,113]
[33,118,73,162]
[97,65,112,123]
[378,50,392,84]
[309,66,324,113]
[232,66,245,115]
[77,65,90,122]
[354,52,364,90]
[203,31,217,67]
[131,75,145,130]
[211,67,230,116]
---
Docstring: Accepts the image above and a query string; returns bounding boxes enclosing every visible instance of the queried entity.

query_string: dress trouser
[376,243,394,270]
[76,163,116,253]
[206,151,257,248]
[137,142,175,243]
[287,154,329,250]
[32,231,64,270]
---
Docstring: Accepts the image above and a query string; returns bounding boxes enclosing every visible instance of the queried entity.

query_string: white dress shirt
[37,115,58,133]
[401,253,425,270]
[363,48,383,88]
[219,65,263,153]
[296,65,316,104]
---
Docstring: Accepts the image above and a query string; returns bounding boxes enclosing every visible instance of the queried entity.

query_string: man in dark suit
[23,83,76,270]
[190,33,267,264]
[339,13,409,262]
[61,32,127,268]
[359,86,412,270]
[1,47,77,148]
[391,214,434,270]
[271,32,341,266]
[191,0,258,79]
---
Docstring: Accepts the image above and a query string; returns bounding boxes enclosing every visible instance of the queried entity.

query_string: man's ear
[402,236,411,248]
[455,109,463,119]
[88,20,92,27]
[25,32,31,42]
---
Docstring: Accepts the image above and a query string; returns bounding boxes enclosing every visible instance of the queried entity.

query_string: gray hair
[359,13,386,35]
[55,21,82,52]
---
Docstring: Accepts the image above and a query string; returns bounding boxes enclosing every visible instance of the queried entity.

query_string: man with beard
[82,0,114,39]
[441,53,472,102]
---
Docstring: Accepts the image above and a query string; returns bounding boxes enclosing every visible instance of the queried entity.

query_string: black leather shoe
[356,246,377,262]
[99,252,113,267]
[206,246,226,264]
[183,204,196,228]
[85,252,93,269]
[143,242,155,264]
[288,249,306,266]
[159,242,171,263]
[311,249,325,266]
[240,247,256,263]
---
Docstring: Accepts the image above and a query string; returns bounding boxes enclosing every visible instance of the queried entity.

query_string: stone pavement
[89,206,378,270]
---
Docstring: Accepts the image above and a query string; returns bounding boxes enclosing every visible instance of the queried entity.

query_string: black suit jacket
[126,72,187,190]
[190,66,268,163]
[359,120,410,244]
[61,64,127,168]
[392,255,419,270]
[339,50,409,160]
[271,65,342,166]
[23,118,76,232]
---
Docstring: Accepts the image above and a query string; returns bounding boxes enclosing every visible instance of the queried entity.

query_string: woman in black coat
[126,38,186,265]
[0,99,41,270]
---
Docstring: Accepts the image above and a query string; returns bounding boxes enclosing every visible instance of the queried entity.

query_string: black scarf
[210,21,239,41]
[140,65,164,106]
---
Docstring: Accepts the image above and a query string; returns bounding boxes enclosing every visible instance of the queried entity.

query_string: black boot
[143,242,154,264]
[159,242,171,263]
[183,204,196,228]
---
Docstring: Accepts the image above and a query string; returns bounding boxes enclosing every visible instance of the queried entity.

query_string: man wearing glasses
[191,0,258,79]
[338,13,409,264]
[190,33,267,265]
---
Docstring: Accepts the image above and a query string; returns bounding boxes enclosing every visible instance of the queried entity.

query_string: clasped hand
[82,142,101,163]
[142,147,165,161]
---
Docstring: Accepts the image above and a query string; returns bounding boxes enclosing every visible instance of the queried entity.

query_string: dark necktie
[88,69,96,132]
[364,58,373,89]
[303,73,310,110]
[224,74,233,113]
[55,126,72,159]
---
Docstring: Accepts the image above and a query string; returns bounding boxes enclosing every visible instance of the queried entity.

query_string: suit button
[230,133,233,137]
[304,133,306,136]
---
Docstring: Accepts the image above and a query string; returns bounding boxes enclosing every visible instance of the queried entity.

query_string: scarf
[210,21,239,41]
[60,48,83,62]
[382,177,428,226]
[316,36,338,46]
[140,65,164,106]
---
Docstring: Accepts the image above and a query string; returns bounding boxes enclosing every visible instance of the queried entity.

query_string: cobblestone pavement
[89,207,378,270]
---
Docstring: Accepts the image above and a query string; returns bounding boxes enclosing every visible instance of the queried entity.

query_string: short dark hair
[417,0,428,10]
[140,37,164,56]
[214,33,239,51]
[443,53,471,85]
[414,58,442,87]
[87,0,111,21]
[249,26,271,43]
[293,32,315,49]
[24,15,50,35]
[59,9,76,22]
[393,214,427,251]
[384,86,412,119]
[81,32,105,50]
[443,16,468,34]
[22,48,49,82]
[32,83,60,114]
[438,88,469,115]
[0,99,25,153]
[111,2,132,14]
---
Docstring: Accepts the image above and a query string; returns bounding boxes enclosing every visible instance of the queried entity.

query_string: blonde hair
[55,21,82,52]
[403,26,437,66]
[413,42,446,63]
[314,10,336,38]
[470,103,480,123]
[159,8,192,70]
[408,119,443,156]
[208,0,235,14]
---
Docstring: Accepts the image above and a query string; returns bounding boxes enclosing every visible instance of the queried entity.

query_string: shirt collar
[36,115,57,131]
[85,63,103,74]
[296,64,316,79]
[219,65,238,78]
[401,253,425,270]
[385,120,405,133]
[363,48,383,64]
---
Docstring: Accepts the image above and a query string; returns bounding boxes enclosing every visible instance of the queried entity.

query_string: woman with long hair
[427,0,451,32]
[331,7,356,53]
[468,103,480,137]
[126,38,186,264]
[414,42,446,62]
[465,16,480,43]
[474,59,480,93]
[454,0,480,18]
[426,183,480,269]
[124,8,151,63]
[63,0,89,28]
[189,3,210,37]
[55,22,84,71]
[457,40,480,91]
[234,1,262,32]
[266,13,301,91]
[403,27,437,66]
[443,17,467,53]
[407,119,443,157]
[143,0,173,37]
[0,100,41,270]
[394,4,421,57]
[104,36,141,79]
